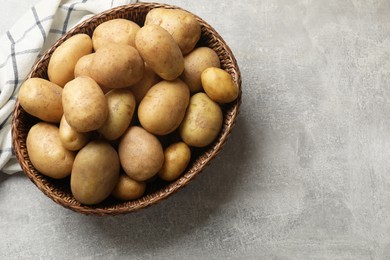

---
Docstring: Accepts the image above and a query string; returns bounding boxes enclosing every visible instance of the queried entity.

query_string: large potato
[135,25,184,80]
[201,67,239,103]
[27,122,75,179]
[119,126,164,181]
[98,89,136,140]
[62,76,108,132]
[138,79,189,135]
[181,47,220,93]
[158,142,191,181]
[112,174,146,201]
[129,64,160,104]
[145,8,201,55]
[92,19,140,50]
[48,34,93,87]
[179,93,223,147]
[71,141,120,205]
[59,116,90,151]
[90,44,144,88]
[18,78,63,123]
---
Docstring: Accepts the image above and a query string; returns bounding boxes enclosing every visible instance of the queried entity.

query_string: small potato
[62,76,108,132]
[90,44,144,88]
[129,64,161,104]
[48,34,93,87]
[201,67,239,103]
[92,19,140,51]
[181,47,220,93]
[27,122,75,179]
[158,142,191,181]
[112,174,146,201]
[71,140,120,205]
[98,89,136,140]
[135,25,184,80]
[119,126,164,181]
[180,93,223,147]
[138,79,189,135]
[59,116,90,151]
[18,78,63,123]
[145,8,201,55]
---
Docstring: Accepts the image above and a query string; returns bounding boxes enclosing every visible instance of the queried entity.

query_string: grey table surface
[2,0,390,259]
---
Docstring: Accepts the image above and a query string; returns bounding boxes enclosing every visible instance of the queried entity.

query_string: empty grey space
[2,0,390,259]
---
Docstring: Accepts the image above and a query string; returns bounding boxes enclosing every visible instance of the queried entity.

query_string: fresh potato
[135,25,184,80]
[59,116,90,151]
[26,122,75,179]
[92,19,140,51]
[138,79,189,135]
[158,142,191,181]
[201,67,239,103]
[112,174,146,201]
[145,8,201,55]
[179,93,223,147]
[181,47,220,93]
[90,44,144,88]
[119,126,164,181]
[62,76,108,132]
[98,89,136,140]
[129,64,160,104]
[18,78,63,123]
[48,34,93,87]
[71,140,120,205]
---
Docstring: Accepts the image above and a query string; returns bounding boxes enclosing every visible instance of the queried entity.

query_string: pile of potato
[19,8,238,205]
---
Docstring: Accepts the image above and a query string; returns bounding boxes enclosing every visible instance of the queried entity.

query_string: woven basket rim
[12,2,242,216]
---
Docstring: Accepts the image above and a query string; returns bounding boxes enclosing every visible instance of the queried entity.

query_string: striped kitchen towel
[0,0,138,174]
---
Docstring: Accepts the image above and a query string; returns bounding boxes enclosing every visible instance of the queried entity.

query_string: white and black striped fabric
[0,0,137,174]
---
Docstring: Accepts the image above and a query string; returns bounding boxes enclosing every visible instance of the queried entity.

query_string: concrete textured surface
[2,0,390,259]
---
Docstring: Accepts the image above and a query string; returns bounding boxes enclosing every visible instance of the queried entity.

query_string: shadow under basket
[11,2,242,216]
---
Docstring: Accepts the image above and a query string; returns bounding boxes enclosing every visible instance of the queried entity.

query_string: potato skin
[145,8,201,55]
[135,25,184,80]
[92,19,140,50]
[158,142,191,181]
[59,116,90,151]
[48,34,93,87]
[138,79,190,135]
[27,122,75,179]
[119,126,164,181]
[112,174,146,201]
[71,140,120,205]
[18,78,63,123]
[90,44,144,88]
[129,64,161,104]
[98,89,136,140]
[179,93,223,147]
[201,67,239,103]
[181,47,220,93]
[62,76,108,132]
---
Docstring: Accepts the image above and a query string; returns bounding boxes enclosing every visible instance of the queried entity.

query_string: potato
[129,64,160,104]
[112,174,146,201]
[158,142,191,181]
[181,47,220,93]
[98,89,136,140]
[201,67,239,103]
[92,19,140,51]
[62,76,108,132]
[71,140,120,205]
[138,79,189,135]
[18,78,63,123]
[48,34,93,87]
[90,44,144,88]
[59,116,90,151]
[27,122,75,179]
[135,25,184,80]
[179,93,223,147]
[119,126,164,181]
[145,8,201,55]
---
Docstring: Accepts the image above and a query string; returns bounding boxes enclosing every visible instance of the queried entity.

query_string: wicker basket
[11,2,241,216]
